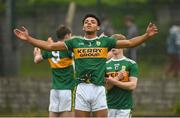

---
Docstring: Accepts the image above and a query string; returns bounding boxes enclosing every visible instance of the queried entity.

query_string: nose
[87,22,91,25]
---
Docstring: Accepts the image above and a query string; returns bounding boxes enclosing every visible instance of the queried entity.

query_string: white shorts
[49,89,73,112]
[108,109,131,118]
[75,83,107,112]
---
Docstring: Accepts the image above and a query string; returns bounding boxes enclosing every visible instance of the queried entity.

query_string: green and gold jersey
[106,57,138,109]
[42,50,75,90]
[65,36,117,86]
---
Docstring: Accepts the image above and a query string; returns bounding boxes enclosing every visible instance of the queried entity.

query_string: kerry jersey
[106,57,138,109]
[42,50,75,90]
[65,36,117,85]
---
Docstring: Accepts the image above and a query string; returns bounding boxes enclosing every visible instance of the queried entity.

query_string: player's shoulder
[123,57,136,64]
[106,58,114,64]
[71,35,84,40]
[99,35,114,40]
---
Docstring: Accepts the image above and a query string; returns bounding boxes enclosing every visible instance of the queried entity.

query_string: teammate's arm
[105,72,124,90]
[14,27,67,51]
[106,77,137,91]
[33,47,43,64]
[105,76,119,90]
[116,22,158,48]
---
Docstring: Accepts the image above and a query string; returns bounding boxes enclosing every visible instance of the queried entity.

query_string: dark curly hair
[82,13,101,26]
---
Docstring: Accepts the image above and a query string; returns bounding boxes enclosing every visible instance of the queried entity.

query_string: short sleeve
[42,51,51,59]
[64,39,74,52]
[129,63,138,78]
[107,37,117,51]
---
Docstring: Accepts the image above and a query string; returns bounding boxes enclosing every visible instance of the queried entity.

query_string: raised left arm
[116,22,158,48]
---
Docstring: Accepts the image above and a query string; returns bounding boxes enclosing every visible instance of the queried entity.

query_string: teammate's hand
[146,22,158,38]
[33,47,41,56]
[14,26,30,41]
[47,37,53,43]
[106,77,118,83]
[117,71,124,80]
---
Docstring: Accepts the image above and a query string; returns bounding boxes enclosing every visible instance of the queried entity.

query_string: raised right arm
[14,27,67,51]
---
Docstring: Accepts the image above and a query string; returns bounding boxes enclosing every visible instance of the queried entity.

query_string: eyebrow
[85,19,96,22]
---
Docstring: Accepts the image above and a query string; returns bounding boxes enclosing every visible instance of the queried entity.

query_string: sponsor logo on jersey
[79,42,84,46]
[106,71,129,82]
[114,63,120,71]
[96,41,101,46]
[107,67,112,70]
[106,72,119,78]
[73,48,108,59]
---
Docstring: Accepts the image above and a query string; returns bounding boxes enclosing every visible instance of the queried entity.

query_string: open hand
[14,26,30,41]
[146,22,158,38]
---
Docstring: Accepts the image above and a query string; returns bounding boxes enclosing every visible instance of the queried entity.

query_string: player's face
[64,33,71,40]
[83,17,100,33]
[111,48,122,55]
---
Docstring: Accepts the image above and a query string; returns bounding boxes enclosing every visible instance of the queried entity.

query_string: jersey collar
[84,36,98,40]
[111,56,126,61]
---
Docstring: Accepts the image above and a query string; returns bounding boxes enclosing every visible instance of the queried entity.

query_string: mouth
[87,26,92,29]
[111,49,116,51]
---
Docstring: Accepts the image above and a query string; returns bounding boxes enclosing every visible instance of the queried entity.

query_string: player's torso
[106,57,135,109]
[43,51,75,90]
[72,37,111,85]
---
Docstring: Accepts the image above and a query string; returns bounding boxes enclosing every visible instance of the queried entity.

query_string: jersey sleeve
[129,63,138,78]
[42,50,51,59]
[64,38,74,52]
[67,51,73,58]
[107,37,117,51]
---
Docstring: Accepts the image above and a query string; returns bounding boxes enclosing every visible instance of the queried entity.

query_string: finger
[148,22,153,27]
[117,72,121,77]
[47,37,53,43]
[106,77,113,80]
[152,24,157,28]
[48,37,52,40]
[14,29,22,35]
[152,26,158,31]
[118,71,123,76]
[106,77,110,81]
[33,47,37,55]
[37,48,41,52]
[35,47,40,52]
[34,47,37,51]
[22,26,27,31]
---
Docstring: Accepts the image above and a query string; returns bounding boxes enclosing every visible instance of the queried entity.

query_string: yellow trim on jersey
[106,72,129,82]
[73,48,108,59]
[71,86,77,112]
[48,58,72,68]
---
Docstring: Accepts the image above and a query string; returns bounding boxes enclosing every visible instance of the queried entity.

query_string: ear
[97,26,100,31]
[65,33,71,39]
[82,26,85,31]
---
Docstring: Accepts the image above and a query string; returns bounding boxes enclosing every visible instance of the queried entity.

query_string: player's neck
[84,33,97,39]
[113,54,124,59]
